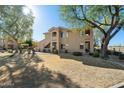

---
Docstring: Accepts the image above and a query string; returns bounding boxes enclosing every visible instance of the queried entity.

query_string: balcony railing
[52,37,57,41]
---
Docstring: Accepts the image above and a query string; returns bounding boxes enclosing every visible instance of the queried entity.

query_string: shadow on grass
[59,53,124,70]
[0,54,80,88]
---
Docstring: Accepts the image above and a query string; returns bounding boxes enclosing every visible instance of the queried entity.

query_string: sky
[30,5,124,46]
[31,5,68,41]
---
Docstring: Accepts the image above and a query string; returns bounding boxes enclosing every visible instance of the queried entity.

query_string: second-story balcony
[52,37,57,41]
[84,34,91,40]
[84,30,92,40]
[51,32,57,41]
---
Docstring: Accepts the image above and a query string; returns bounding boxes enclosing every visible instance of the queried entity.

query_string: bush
[43,49,46,52]
[8,49,13,53]
[119,54,124,60]
[85,49,89,53]
[72,52,82,56]
[107,50,112,55]
[89,52,93,56]
[93,51,99,57]
[113,51,122,56]
[95,49,100,53]
[52,49,58,54]
[65,50,68,53]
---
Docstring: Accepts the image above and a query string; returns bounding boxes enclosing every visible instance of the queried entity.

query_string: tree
[60,5,124,58]
[94,29,103,48]
[0,5,34,53]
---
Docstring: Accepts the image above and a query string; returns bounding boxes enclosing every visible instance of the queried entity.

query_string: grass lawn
[0,52,124,88]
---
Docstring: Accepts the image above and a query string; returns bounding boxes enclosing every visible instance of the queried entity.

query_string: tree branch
[72,6,106,35]
[72,6,85,21]
[7,17,19,28]
[107,6,120,34]
[108,6,113,15]
[93,20,111,26]
[110,21,124,39]
[85,19,106,35]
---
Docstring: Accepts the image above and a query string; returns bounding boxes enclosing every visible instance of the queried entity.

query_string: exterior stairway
[39,38,50,52]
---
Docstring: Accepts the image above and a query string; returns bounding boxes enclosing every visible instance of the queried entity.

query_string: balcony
[52,32,57,41]
[52,37,57,41]
[84,30,91,40]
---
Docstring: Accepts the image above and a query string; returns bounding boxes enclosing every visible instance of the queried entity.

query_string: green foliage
[119,54,124,60]
[93,51,100,57]
[0,5,34,43]
[72,52,82,56]
[25,40,33,46]
[60,5,124,32]
[113,51,122,56]
[52,49,58,54]
[60,5,124,58]
[89,52,93,56]
[65,49,68,53]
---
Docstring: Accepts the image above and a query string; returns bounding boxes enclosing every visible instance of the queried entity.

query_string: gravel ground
[0,52,124,88]
[37,53,124,88]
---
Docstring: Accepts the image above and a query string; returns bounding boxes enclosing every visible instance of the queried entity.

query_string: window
[60,32,64,38]
[80,45,84,49]
[61,32,68,38]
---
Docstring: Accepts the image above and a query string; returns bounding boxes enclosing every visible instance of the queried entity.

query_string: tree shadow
[0,53,43,67]
[59,53,124,70]
[30,54,43,62]
[0,54,80,88]
[0,65,80,88]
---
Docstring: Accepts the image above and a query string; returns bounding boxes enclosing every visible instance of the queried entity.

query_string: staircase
[39,38,50,51]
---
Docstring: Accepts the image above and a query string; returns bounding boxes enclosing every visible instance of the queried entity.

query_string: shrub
[8,49,13,53]
[107,50,112,55]
[93,51,99,57]
[65,50,68,53]
[85,49,89,53]
[113,51,121,56]
[48,49,50,53]
[43,49,46,52]
[119,54,124,60]
[52,49,58,54]
[95,49,100,53]
[72,52,82,56]
[89,52,93,56]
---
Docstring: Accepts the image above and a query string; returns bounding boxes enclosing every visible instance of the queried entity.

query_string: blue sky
[31,5,124,46]
[32,5,68,41]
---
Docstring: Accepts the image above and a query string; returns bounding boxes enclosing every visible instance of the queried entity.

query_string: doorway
[85,41,90,53]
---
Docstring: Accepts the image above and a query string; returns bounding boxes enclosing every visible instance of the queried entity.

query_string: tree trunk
[9,39,20,57]
[100,36,110,58]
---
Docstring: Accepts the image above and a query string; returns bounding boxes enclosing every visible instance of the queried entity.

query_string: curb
[109,81,124,88]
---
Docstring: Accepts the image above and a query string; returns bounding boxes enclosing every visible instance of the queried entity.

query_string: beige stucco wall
[60,29,94,53]
[39,27,94,53]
